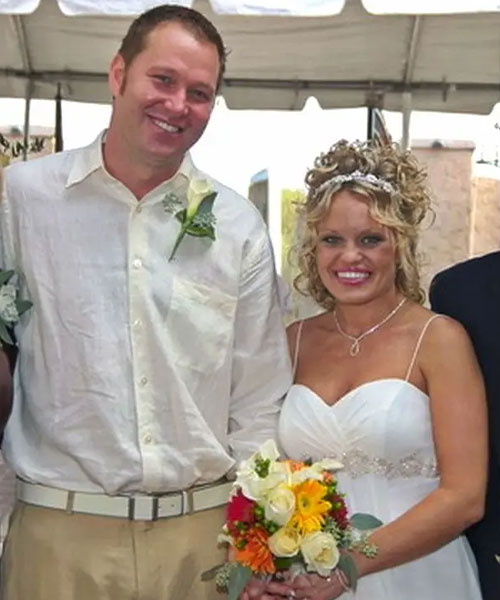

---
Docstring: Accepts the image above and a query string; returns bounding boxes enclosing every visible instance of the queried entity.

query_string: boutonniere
[0,269,32,346]
[163,178,217,261]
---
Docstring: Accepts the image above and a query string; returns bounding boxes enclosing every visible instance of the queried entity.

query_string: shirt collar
[65,130,196,192]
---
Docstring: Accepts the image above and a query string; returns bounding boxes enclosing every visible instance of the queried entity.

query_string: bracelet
[335,569,350,592]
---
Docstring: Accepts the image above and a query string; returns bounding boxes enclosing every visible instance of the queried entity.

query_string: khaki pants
[0,501,226,600]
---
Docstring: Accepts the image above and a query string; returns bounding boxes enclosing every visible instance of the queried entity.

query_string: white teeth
[152,118,181,133]
[337,271,369,280]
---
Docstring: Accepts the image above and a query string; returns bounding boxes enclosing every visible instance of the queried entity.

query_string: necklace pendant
[349,340,360,357]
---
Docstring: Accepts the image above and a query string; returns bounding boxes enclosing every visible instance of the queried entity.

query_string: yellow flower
[289,480,331,534]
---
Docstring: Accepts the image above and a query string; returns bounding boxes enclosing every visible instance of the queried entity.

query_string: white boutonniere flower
[0,269,32,346]
[165,177,218,261]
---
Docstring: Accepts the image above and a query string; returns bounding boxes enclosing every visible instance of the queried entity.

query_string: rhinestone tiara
[313,170,397,198]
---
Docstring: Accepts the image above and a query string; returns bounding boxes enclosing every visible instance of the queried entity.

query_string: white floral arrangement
[0,269,32,346]
[163,177,217,261]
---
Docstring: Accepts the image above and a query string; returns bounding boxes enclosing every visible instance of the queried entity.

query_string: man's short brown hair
[118,5,227,91]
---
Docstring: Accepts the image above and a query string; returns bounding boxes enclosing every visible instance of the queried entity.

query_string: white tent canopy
[1,0,500,113]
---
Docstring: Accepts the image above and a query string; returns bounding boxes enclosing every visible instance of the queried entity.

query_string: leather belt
[16,478,232,521]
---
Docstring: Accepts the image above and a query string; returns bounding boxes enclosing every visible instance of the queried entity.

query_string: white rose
[268,527,301,558]
[0,284,18,323]
[264,484,296,526]
[186,177,213,219]
[300,531,340,576]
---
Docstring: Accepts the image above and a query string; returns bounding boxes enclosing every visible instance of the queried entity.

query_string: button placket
[128,208,155,469]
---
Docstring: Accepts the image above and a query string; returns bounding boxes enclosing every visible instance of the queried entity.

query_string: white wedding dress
[278,317,482,599]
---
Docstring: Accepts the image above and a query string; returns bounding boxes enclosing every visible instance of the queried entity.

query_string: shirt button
[132,258,142,269]
[139,376,148,386]
[143,433,153,444]
[133,319,142,328]
[136,205,143,214]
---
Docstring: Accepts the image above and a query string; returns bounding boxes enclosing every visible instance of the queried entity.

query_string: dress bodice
[279,379,438,480]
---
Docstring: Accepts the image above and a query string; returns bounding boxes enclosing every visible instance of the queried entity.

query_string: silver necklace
[333,297,407,357]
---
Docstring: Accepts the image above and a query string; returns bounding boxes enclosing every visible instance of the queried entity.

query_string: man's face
[109,21,220,169]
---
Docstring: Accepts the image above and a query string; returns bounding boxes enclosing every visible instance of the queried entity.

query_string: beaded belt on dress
[333,450,439,479]
[16,478,232,520]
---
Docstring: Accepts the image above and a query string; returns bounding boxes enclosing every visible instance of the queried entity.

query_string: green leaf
[227,565,252,600]
[196,191,217,216]
[0,270,14,286]
[200,563,225,582]
[274,556,296,570]
[338,554,359,592]
[350,513,383,530]
[0,320,13,346]
[15,299,32,316]
[175,208,187,224]
[184,223,216,240]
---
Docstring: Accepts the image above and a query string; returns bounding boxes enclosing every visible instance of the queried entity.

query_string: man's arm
[0,347,13,432]
[228,229,292,464]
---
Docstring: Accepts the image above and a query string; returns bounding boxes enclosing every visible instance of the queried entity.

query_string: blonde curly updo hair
[294,140,432,310]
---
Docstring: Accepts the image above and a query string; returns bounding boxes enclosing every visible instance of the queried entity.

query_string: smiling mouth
[151,117,183,134]
[336,271,371,284]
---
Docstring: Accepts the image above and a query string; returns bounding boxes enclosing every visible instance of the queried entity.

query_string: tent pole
[55,83,63,152]
[22,79,33,161]
[401,92,412,150]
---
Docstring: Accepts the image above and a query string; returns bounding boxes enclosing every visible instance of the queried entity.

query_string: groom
[430,251,500,600]
[0,5,291,599]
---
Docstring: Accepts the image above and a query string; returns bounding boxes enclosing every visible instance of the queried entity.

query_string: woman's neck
[333,292,405,337]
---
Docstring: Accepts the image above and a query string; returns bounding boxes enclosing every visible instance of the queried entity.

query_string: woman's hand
[240,575,294,600]
[291,572,348,600]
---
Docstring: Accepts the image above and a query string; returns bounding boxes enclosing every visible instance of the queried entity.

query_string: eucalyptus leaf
[15,299,32,316]
[350,513,383,530]
[338,554,359,591]
[0,270,14,286]
[196,191,217,216]
[200,563,224,582]
[0,320,13,346]
[228,565,252,600]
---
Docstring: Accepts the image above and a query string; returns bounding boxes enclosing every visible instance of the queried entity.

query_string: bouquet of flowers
[207,440,382,600]
[0,269,31,346]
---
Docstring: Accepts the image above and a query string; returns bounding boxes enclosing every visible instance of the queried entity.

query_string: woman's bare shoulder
[286,312,330,347]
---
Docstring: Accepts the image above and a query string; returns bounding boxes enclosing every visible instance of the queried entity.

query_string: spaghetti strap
[292,320,305,380]
[405,314,443,382]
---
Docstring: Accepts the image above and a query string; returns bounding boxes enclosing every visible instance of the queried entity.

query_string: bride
[263,140,486,599]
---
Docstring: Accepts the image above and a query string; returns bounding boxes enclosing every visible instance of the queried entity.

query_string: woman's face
[315,188,398,306]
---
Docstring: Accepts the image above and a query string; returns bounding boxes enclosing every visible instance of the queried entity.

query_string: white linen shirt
[0,133,292,495]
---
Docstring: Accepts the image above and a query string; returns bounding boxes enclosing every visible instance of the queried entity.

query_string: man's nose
[164,90,188,115]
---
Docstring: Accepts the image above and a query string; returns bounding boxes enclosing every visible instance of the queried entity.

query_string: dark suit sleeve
[429,271,454,317]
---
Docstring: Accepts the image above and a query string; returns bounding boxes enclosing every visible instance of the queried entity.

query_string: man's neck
[103,130,183,200]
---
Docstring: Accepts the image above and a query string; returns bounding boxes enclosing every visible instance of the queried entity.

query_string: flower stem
[168,224,189,261]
